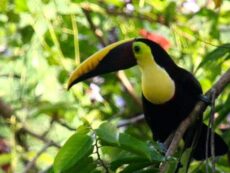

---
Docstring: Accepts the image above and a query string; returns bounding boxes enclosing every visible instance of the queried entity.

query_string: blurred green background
[0,0,230,172]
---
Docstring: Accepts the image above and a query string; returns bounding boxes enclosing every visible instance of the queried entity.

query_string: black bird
[67,38,228,160]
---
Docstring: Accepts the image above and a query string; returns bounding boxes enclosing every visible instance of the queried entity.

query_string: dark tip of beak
[67,83,73,90]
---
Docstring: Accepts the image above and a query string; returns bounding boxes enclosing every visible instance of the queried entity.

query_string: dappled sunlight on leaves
[0,0,229,172]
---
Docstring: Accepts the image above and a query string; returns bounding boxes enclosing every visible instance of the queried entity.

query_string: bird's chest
[141,68,175,104]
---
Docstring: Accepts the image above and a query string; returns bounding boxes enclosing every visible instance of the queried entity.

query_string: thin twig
[105,9,167,26]
[41,119,55,137]
[80,2,167,26]
[71,14,80,65]
[81,8,142,110]
[82,8,107,47]
[55,119,76,131]
[210,89,216,172]
[205,89,216,173]
[206,108,211,173]
[95,138,109,173]
[164,132,175,149]
[23,141,53,173]
[22,127,60,148]
[117,71,142,107]
[117,114,144,128]
[0,74,21,79]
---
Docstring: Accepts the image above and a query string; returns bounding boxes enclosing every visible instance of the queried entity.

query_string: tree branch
[95,137,109,173]
[82,8,107,47]
[117,71,142,107]
[22,127,60,148]
[54,118,76,131]
[80,9,142,109]
[105,9,167,26]
[206,89,216,172]
[0,98,13,119]
[23,141,53,173]
[117,114,144,128]
[160,68,230,172]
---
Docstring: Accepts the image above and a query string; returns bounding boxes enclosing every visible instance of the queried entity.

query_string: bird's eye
[134,45,140,53]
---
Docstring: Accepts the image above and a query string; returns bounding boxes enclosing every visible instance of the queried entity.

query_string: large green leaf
[110,156,150,171]
[162,158,178,173]
[96,122,119,146]
[214,95,230,127]
[96,123,163,162]
[120,162,154,173]
[65,157,97,173]
[119,133,164,161]
[178,148,193,173]
[164,2,176,25]
[76,124,90,135]
[133,168,160,173]
[197,43,230,69]
[53,132,93,173]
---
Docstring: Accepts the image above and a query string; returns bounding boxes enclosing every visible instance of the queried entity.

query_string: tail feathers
[184,123,228,160]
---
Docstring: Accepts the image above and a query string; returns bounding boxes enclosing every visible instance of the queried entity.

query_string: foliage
[0,0,229,172]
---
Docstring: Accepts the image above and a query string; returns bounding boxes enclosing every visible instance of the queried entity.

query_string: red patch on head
[139,29,170,50]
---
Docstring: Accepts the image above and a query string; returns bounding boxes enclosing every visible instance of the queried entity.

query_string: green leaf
[15,0,28,12]
[119,133,164,161]
[134,168,160,173]
[210,16,220,39]
[197,8,217,17]
[96,122,119,146]
[0,0,7,12]
[19,25,34,43]
[165,2,176,24]
[47,166,54,173]
[53,132,93,173]
[161,157,178,173]
[214,95,230,127]
[197,44,230,69]
[110,156,149,171]
[0,153,11,166]
[178,148,193,173]
[66,157,97,173]
[76,125,90,135]
[58,69,69,84]
[120,162,154,173]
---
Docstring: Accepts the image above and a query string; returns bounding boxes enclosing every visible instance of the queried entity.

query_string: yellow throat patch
[132,42,175,104]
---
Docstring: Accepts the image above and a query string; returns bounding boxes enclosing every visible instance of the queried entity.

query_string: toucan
[67,38,228,160]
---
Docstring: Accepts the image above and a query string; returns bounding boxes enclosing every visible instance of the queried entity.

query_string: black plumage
[138,38,228,160]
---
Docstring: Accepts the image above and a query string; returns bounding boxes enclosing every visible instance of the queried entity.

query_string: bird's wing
[175,67,203,97]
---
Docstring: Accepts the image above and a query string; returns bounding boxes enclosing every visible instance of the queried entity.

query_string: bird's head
[67,38,174,89]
